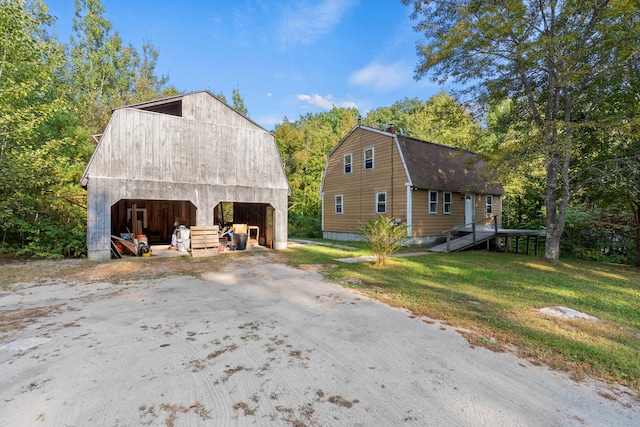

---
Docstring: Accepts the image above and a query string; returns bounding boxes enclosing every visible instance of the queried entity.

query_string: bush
[561,206,635,265]
[288,211,322,238]
[358,215,408,267]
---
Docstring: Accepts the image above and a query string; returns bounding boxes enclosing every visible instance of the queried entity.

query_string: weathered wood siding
[88,109,285,189]
[411,190,466,236]
[83,92,289,259]
[322,128,408,234]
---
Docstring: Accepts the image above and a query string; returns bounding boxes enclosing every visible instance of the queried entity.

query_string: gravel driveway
[1,254,638,426]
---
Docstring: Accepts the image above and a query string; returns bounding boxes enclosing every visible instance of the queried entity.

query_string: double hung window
[376,192,387,214]
[486,195,493,215]
[429,191,438,214]
[443,192,452,214]
[335,195,343,214]
[344,153,352,174]
[364,148,374,170]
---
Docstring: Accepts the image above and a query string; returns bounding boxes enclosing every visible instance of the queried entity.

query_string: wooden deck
[430,229,546,254]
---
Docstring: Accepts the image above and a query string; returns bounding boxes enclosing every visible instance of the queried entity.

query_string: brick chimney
[386,124,396,134]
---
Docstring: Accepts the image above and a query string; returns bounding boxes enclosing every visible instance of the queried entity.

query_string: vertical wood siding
[84,92,290,258]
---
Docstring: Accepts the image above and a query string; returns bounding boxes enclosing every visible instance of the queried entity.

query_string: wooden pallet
[190,225,220,257]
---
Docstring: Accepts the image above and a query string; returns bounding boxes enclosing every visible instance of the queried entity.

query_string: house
[81,91,290,260]
[320,125,504,245]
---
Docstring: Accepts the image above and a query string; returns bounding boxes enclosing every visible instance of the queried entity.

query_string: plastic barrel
[234,233,248,250]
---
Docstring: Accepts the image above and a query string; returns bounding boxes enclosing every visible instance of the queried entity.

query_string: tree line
[0,0,245,258]
[1,0,638,266]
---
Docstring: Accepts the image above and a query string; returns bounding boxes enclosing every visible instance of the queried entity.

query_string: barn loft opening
[111,199,196,244]
[137,99,183,117]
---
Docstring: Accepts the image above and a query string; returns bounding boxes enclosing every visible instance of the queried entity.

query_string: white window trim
[429,190,438,215]
[443,192,452,215]
[335,194,343,214]
[344,153,352,174]
[486,195,493,215]
[376,191,387,214]
[364,147,374,171]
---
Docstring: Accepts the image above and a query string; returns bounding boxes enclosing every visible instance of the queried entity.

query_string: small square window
[429,191,438,214]
[344,153,352,174]
[364,147,374,170]
[335,195,343,214]
[376,191,387,214]
[443,192,452,214]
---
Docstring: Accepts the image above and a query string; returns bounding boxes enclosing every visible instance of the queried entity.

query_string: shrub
[358,215,408,267]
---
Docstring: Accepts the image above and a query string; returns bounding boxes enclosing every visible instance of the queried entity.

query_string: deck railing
[441,215,499,252]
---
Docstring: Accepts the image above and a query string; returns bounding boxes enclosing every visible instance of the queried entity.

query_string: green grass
[282,245,640,393]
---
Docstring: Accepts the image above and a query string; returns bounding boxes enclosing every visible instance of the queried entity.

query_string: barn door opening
[214,202,272,247]
[111,199,196,244]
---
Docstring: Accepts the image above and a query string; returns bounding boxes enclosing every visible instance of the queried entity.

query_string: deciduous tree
[402,0,640,261]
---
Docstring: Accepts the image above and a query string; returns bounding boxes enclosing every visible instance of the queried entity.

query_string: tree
[232,86,248,116]
[273,107,360,236]
[364,92,485,151]
[0,0,91,257]
[0,0,62,158]
[402,0,640,261]
[68,0,175,132]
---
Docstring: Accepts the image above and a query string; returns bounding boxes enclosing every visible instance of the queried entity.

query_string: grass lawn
[282,244,640,393]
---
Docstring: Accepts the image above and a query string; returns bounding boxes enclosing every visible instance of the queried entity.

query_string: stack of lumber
[190,225,219,257]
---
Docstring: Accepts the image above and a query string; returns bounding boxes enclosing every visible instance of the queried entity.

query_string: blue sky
[45,0,448,130]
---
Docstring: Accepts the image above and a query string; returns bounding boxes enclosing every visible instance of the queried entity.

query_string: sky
[44,0,449,130]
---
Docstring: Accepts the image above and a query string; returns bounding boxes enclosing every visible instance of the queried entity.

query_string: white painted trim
[406,184,413,236]
[335,194,344,214]
[321,192,325,232]
[394,135,412,188]
[375,191,387,214]
[343,153,353,174]
[364,146,375,171]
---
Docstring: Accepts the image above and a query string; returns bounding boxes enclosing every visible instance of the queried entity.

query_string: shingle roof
[396,134,504,195]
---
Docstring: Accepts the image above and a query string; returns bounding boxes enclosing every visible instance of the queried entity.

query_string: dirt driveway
[1,253,638,426]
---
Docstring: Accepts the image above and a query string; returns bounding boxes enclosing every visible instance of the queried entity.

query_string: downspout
[406,184,412,237]
[321,192,325,235]
[388,125,396,218]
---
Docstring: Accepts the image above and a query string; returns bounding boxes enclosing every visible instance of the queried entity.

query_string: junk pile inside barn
[110,234,150,258]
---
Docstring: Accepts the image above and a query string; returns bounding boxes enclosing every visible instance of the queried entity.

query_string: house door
[465,194,474,226]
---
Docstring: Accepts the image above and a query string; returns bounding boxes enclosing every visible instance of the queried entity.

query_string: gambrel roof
[324,125,504,195]
[396,133,504,195]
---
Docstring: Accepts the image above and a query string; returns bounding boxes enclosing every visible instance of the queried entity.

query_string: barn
[81,91,290,260]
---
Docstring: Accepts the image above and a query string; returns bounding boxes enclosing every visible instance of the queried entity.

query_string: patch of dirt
[296,264,332,272]
[0,304,68,342]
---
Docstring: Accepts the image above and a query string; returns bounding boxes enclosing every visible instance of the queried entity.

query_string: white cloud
[297,94,358,110]
[349,61,413,92]
[278,0,357,47]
